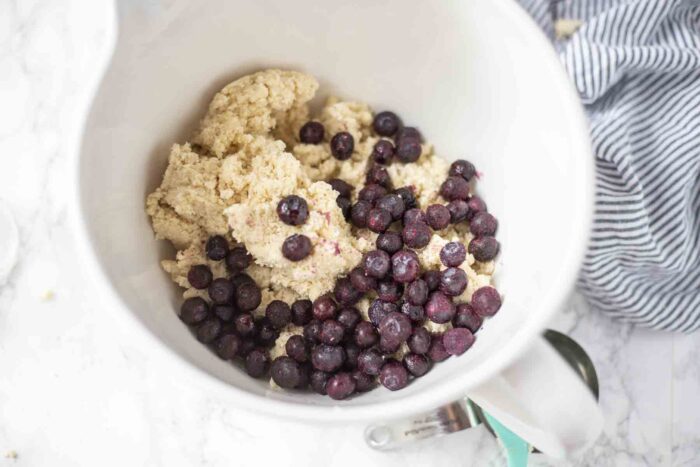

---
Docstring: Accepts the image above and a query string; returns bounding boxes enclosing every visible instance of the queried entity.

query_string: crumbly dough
[146,69,496,369]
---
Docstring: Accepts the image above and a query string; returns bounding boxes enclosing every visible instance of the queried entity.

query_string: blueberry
[208,278,235,304]
[312,294,338,321]
[440,242,466,267]
[344,341,361,370]
[376,194,405,221]
[213,304,236,322]
[352,370,376,392]
[231,272,255,289]
[367,208,392,233]
[282,234,312,261]
[326,178,354,199]
[379,335,401,354]
[196,318,221,344]
[377,280,403,303]
[363,250,391,279]
[180,297,209,325]
[235,281,262,311]
[426,204,451,230]
[394,187,417,210]
[354,321,379,348]
[468,236,499,262]
[245,348,270,378]
[447,200,469,223]
[391,250,420,283]
[303,320,322,343]
[379,312,413,345]
[215,333,241,360]
[439,177,470,201]
[311,344,346,372]
[402,222,432,249]
[234,312,257,337]
[334,277,363,306]
[425,291,456,323]
[358,184,388,205]
[366,165,392,188]
[238,339,256,358]
[422,270,441,292]
[427,334,450,362]
[395,127,422,142]
[407,327,431,354]
[403,208,426,225]
[226,246,253,271]
[206,235,229,261]
[443,328,475,356]
[470,212,498,236]
[400,301,425,322]
[357,348,384,376]
[271,356,302,388]
[405,279,429,305]
[337,307,362,333]
[440,267,468,296]
[395,132,422,163]
[449,160,476,181]
[285,335,310,363]
[349,267,377,293]
[350,200,372,228]
[467,196,487,219]
[376,231,403,254]
[330,132,354,160]
[296,362,311,389]
[291,299,313,326]
[277,195,309,226]
[255,318,279,347]
[310,370,330,395]
[403,353,431,377]
[453,303,484,332]
[368,299,398,326]
[299,121,325,144]
[320,319,345,345]
[187,265,213,289]
[373,111,401,136]
[336,196,352,220]
[379,360,409,391]
[372,140,395,165]
[326,372,356,400]
[265,300,292,329]
[471,286,502,317]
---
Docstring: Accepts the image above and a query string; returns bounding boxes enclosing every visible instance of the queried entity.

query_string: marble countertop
[1,1,698,466]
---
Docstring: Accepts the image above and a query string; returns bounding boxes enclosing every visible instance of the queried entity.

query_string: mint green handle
[483,412,531,467]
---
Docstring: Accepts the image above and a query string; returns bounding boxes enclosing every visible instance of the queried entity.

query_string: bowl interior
[79,0,592,419]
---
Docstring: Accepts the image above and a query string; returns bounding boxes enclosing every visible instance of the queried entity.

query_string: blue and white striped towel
[519,0,700,332]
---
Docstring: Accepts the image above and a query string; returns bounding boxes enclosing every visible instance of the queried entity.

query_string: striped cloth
[518,0,700,332]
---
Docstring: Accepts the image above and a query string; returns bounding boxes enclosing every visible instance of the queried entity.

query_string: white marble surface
[1,1,699,466]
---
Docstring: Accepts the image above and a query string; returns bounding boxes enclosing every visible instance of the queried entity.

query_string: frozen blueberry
[425,291,456,323]
[368,300,398,326]
[215,333,241,360]
[312,294,338,321]
[349,267,377,292]
[196,318,221,344]
[395,127,422,142]
[379,335,401,354]
[378,312,413,346]
[311,344,346,372]
[344,342,361,370]
[245,349,270,378]
[426,204,451,231]
[372,140,395,165]
[403,353,431,377]
[373,111,400,136]
[379,360,409,391]
[449,159,476,181]
[391,250,420,283]
[231,272,255,289]
[213,304,236,322]
[282,234,312,261]
[238,339,256,358]
[443,328,475,356]
[422,270,441,292]
[350,200,372,228]
[358,184,388,205]
[402,222,432,248]
[234,312,256,337]
[439,267,468,296]
[209,278,235,305]
[453,303,484,332]
[427,334,450,362]
[377,280,403,303]
[395,134,422,163]
[296,362,311,389]
[326,372,356,400]
[407,327,431,354]
[299,121,325,144]
[405,279,429,305]
[225,246,253,271]
[354,321,379,348]
[337,307,361,333]
[206,235,229,261]
[334,277,363,306]
[291,299,313,326]
[467,196,487,219]
[320,319,345,345]
[271,356,302,389]
[357,348,384,376]
[235,280,262,312]
[327,178,354,199]
[187,265,212,289]
[285,335,310,363]
[336,196,352,220]
[470,212,498,236]
[367,208,392,233]
[403,208,426,225]
[303,320,322,343]
[255,318,279,347]
[400,302,425,322]
[376,194,405,221]
[330,131,354,160]
[265,300,292,329]
[366,165,392,188]
[395,187,417,210]
[180,297,209,325]
[277,195,309,226]
[352,370,376,392]
[468,236,499,262]
[439,177,470,201]
[440,242,467,268]
[447,200,470,223]
[363,250,391,279]
[310,370,330,395]
[376,231,403,254]
[471,286,502,317]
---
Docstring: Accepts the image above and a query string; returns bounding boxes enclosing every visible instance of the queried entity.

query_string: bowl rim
[69,0,595,423]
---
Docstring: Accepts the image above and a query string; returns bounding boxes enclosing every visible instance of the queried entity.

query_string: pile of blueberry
[177,110,502,400]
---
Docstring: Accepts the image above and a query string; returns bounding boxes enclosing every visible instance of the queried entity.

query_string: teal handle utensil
[483,411,531,467]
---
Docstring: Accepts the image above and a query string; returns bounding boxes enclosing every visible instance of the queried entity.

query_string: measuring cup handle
[468,336,603,459]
